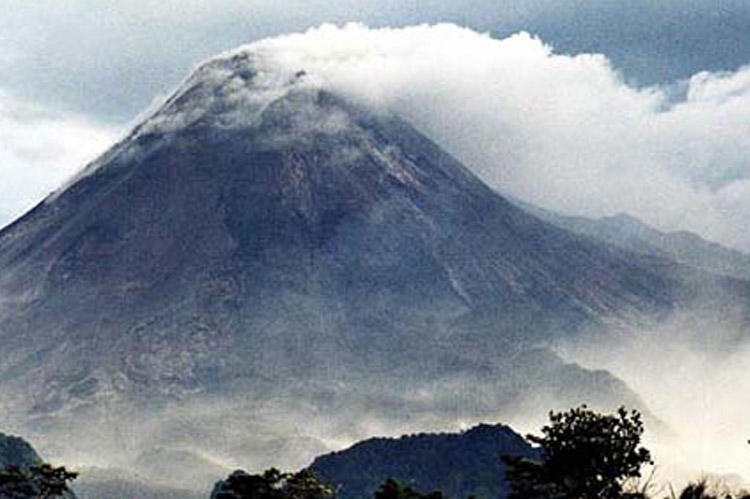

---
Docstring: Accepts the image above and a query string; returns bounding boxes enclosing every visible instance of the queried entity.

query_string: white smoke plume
[6,23,750,252]
[210,23,750,251]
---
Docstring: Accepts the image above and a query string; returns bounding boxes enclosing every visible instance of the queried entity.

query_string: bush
[674,480,750,499]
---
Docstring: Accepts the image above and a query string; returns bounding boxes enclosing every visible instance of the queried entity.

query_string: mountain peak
[138,51,314,136]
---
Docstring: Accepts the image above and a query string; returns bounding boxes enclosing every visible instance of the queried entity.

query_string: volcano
[0,50,748,482]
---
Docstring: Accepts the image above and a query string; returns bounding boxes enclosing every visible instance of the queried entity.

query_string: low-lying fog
[5,311,749,496]
[0,358,644,496]
[557,310,750,491]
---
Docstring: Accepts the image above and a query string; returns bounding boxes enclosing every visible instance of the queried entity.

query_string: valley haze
[1,16,750,498]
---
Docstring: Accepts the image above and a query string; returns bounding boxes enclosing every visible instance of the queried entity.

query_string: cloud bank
[4,23,750,252]
[227,23,750,250]
[0,92,116,227]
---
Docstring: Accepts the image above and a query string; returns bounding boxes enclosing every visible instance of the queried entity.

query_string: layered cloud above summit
[4,23,750,251]
[231,23,750,250]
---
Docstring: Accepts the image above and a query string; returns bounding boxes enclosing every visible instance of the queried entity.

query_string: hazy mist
[558,310,750,489]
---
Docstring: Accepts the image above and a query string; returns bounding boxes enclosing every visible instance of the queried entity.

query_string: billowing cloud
[220,23,750,250]
[2,0,749,122]
[0,91,117,227]
[5,23,750,251]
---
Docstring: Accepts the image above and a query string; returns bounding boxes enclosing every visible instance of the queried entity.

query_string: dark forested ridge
[3,408,748,498]
[214,407,750,499]
[309,424,538,499]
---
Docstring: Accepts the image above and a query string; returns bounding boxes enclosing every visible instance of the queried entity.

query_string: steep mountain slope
[0,52,711,409]
[309,423,537,499]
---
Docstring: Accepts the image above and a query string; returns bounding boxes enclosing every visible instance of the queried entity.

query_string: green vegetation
[502,405,750,499]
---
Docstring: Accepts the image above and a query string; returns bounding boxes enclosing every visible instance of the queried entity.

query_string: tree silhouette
[0,462,77,498]
[374,478,444,499]
[503,405,652,499]
[31,463,79,498]
[212,468,334,499]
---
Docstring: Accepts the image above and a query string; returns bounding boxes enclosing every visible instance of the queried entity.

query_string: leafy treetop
[504,405,652,499]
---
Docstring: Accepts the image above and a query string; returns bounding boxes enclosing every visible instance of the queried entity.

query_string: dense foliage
[373,478,445,499]
[0,463,78,498]
[503,405,652,499]
[211,468,334,499]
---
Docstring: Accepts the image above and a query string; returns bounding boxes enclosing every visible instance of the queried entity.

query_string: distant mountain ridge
[209,423,537,499]
[309,423,537,499]
[510,197,750,281]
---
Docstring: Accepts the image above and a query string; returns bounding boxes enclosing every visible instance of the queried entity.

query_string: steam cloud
[229,23,750,251]
[5,23,750,252]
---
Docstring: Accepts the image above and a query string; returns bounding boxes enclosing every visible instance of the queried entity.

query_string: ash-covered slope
[0,50,741,419]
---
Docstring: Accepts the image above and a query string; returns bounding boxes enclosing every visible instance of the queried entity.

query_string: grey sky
[1,0,749,124]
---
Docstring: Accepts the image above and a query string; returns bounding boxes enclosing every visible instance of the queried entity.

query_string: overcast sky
[2,0,750,246]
